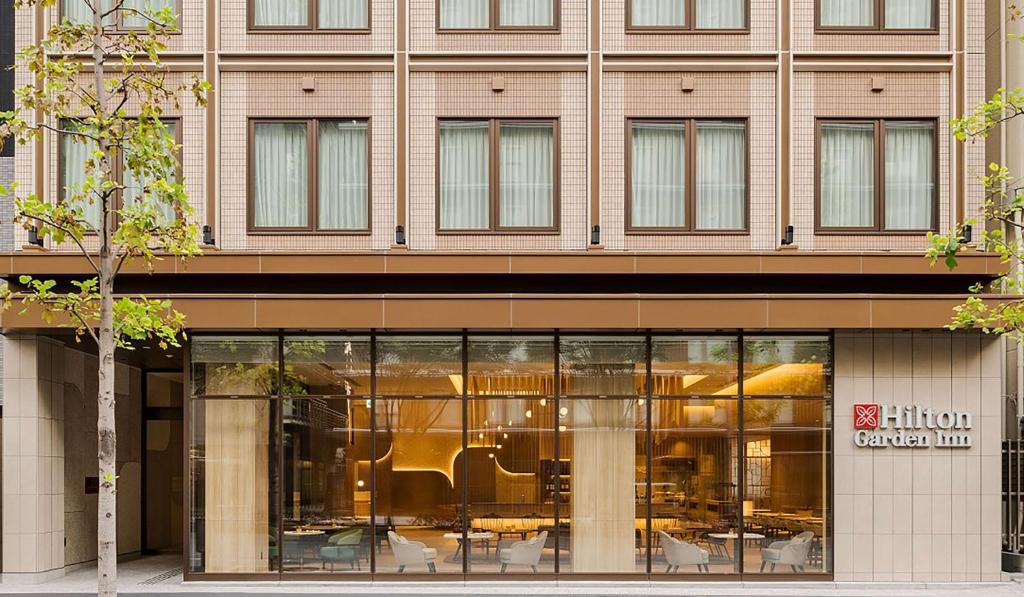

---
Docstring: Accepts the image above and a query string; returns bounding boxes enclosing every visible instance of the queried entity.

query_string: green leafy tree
[0,2,209,594]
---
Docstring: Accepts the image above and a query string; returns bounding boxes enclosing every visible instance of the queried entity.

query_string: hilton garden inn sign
[853,404,973,449]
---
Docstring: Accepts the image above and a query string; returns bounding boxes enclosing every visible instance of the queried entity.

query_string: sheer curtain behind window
[884,0,933,29]
[253,122,308,228]
[440,0,488,28]
[318,121,368,230]
[63,0,114,25]
[500,0,554,26]
[819,0,873,26]
[696,0,745,28]
[885,121,934,230]
[440,122,489,229]
[319,0,369,28]
[253,0,309,26]
[631,0,684,26]
[630,123,685,228]
[499,123,554,228]
[820,123,875,228]
[61,127,102,228]
[122,121,178,224]
[696,121,745,229]
[122,0,176,28]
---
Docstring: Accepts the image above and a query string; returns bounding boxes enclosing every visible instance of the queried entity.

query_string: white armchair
[759,531,814,573]
[499,531,547,573]
[659,531,710,573]
[387,531,438,573]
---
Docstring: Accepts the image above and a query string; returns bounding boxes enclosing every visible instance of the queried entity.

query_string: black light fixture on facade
[202,225,215,246]
[590,225,601,245]
[781,225,794,246]
[395,224,406,245]
[962,224,972,244]
[27,227,43,247]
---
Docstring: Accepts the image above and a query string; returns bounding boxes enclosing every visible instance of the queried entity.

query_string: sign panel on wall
[853,404,972,448]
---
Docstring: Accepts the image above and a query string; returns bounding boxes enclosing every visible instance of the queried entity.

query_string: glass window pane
[743,337,831,397]
[189,399,278,573]
[820,122,875,228]
[253,0,309,25]
[650,398,739,574]
[695,0,745,28]
[440,0,489,28]
[696,121,746,229]
[122,0,177,28]
[439,121,490,229]
[61,122,102,229]
[819,0,873,26]
[631,0,685,27]
[468,337,555,396]
[374,398,464,573]
[190,337,279,396]
[63,0,116,25]
[123,120,178,225]
[742,399,832,574]
[284,337,371,397]
[499,122,554,228]
[559,398,646,573]
[281,398,372,573]
[631,122,685,228]
[318,120,368,230]
[560,337,646,396]
[253,121,309,228]
[884,0,933,29]
[318,0,368,28]
[884,121,935,230]
[499,0,554,26]
[651,337,739,397]
[376,337,463,396]
[466,397,556,574]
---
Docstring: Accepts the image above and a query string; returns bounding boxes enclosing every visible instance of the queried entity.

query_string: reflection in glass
[560,336,646,396]
[191,337,279,396]
[281,398,372,573]
[742,399,831,574]
[742,337,831,396]
[651,337,739,397]
[375,398,464,573]
[467,337,554,397]
[284,337,371,397]
[189,399,278,573]
[376,337,463,396]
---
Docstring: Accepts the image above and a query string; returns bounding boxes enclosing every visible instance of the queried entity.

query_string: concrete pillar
[2,334,65,583]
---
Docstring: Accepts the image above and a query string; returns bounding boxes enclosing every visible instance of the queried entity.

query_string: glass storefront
[187,333,832,578]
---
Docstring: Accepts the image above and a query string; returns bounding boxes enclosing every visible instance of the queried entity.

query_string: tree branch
[18,212,100,274]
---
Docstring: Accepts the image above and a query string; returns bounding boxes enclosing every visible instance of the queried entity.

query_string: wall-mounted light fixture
[202,224,215,246]
[590,225,601,245]
[28,227,43,247]
[781,224,794,246]
[395,225,406,245]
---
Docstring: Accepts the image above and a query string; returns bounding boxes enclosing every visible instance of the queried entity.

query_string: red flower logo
[854,404,879,429]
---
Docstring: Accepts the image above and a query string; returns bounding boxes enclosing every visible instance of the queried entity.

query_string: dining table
[708,532,765,562]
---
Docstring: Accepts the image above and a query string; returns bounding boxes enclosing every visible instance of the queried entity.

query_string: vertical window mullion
[687,119,697,231]
[308,119,317,231]
[688,0,695,31]
[876,120,885,231]
[491,119,500,230]
[310,0,318,30]
[876,0,884,29]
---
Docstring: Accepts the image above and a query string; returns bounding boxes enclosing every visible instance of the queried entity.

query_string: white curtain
[440,0,488,28]
[819,0,873,26]
[885,121,934,230]
[499,123,553,228]
[884,0,933,29]
[631,123,685,228]
[499,0,554,26]
[318,121,368,230]
[122,0,176,28]
[253,0,309,26]
[122,121,178,224]
[696,0,745,28]
[820,123,875,228]
[61,127,102,228]
[440,121,489,229]
[63,0,114,25]
[696,121,745,230]
[253,122,308,228]
[631,0,684,27]
[319,0,368,28]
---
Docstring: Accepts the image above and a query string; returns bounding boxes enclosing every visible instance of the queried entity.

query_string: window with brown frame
[437,118,558,232]
[248,0,369,31]
[626,118,748,233]
[437,0,557,30]
[248,118,370,233]
[626,0,747,31]
[816,0,937,32]
[816,118,937,233]
[61,0,182,32]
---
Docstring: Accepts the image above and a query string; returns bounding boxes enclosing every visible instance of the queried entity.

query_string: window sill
[625,229,750,236]
[625,28,750,35]
[813,28,939,35]
[247,28,373,35]
[436,229,561,235]
[436,28,561,34]
[246,229,373,236]
[813,229,937,236]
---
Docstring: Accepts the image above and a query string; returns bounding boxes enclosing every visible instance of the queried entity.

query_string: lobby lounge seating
[499,531,547,573]
[388,531,438,573]
[760,531,814,573]
[319,528,364,571]
[659,531,710,573]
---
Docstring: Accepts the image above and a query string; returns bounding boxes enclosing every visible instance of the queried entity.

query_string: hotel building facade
[0,0,1017,586]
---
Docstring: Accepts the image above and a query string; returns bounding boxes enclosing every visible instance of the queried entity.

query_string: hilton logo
[853,404,973,449]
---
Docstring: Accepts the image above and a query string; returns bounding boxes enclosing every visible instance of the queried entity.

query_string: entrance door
[144,371,184,554]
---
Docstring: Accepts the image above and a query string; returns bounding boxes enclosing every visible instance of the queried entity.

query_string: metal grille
[139,568,182,585]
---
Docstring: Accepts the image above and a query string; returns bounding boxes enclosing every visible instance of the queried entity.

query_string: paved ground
[1,555,1022,596]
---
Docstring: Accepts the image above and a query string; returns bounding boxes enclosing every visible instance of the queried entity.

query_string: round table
[707,532,765,562]
[443,531,494,571]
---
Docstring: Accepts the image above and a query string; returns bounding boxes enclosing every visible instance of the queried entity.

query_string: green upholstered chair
[319,528,364,571]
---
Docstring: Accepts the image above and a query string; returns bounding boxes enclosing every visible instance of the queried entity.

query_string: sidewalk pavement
[0,555,1021,597]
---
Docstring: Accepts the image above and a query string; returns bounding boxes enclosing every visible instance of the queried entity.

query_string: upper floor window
[438,119,557,231]
[817,119,936,233]
[250,0,369,31]
[249,118,370,233]
[627,119,747,232]
[817,0,935,31]
[439,0,556,30]
[63,0,179,30]
[628,0,746,31]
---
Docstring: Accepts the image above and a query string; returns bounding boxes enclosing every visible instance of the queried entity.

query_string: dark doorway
[143,371,184,554]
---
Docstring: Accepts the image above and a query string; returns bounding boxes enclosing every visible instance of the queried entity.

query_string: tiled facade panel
[965,51,987,223]
[833,331,1002,582]
[603,0,776,53]
[792,0,949,52]
[218,71,395,251]
[45,2,205,52]
[601,71,777,251]
[408,71,588,250]
[792,71,952,251]
[410,0,586,52]
[220,0,394,52]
